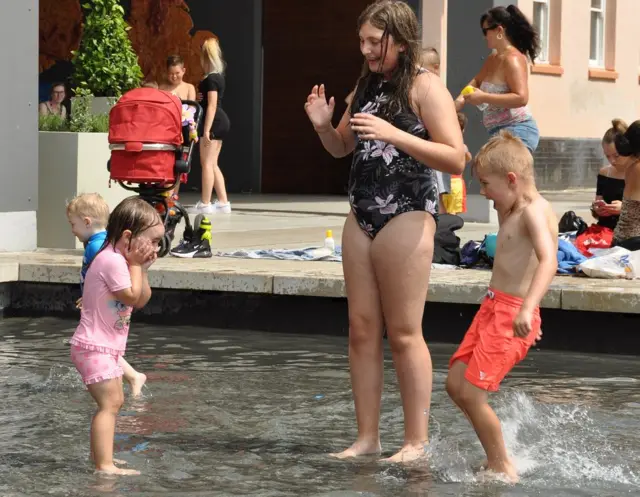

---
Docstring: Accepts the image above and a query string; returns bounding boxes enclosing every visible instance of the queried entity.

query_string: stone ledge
[5,254,640,314]
[0,262,19,283]
[273,274,345,298]
[274,271,563,308]
[560,284,640,313]
[147,267,273,294]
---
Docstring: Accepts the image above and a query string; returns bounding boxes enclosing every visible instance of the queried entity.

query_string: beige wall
[520,0,640,139]
[421,0,448,84]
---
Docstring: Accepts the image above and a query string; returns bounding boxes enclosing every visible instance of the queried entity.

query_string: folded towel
[557,238,588,274]
[215,246,460,270]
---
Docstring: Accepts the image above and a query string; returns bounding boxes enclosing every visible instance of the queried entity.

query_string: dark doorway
[261,0,373,194]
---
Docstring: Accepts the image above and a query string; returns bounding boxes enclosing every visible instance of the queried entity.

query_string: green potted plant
[38,0,142,249]
[38,0,141,249]
[71,0,143,99]
[38,84,129,250]
[38,88,111,133]
[38,84,129,249]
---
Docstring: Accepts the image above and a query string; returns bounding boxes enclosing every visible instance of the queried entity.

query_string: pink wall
[519,0,640,139]
[421,0,448,84]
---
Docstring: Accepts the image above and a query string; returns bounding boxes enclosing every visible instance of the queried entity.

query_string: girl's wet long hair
[104,197,162,252]
[350,0,421,120]
[481,5,540,62]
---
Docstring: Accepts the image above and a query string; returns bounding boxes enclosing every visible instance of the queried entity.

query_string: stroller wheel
[158,234,171,257]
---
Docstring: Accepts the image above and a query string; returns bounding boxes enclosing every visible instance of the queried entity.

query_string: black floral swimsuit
[348,70,439,239]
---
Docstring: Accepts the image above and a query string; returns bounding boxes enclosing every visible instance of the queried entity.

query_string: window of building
[533,0,550,62]
[530,0,564,75]
[590,0,606,67]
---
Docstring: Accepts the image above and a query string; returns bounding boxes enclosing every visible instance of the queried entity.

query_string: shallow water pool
[0,317,638,496]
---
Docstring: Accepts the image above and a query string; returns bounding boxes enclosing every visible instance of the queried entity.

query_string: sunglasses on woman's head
[482,24,498,36]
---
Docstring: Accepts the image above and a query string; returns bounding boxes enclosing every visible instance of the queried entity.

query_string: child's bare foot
[129,373,147,397]
[381,443,427,464]
[91,454,126,465]
[329,438,381,459]
[95,464,140,476]
[481,460,519,484]
[473,458,489,471]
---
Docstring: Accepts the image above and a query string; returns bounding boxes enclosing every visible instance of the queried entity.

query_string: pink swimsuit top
[70,245,133,356]
[480,81,532,130]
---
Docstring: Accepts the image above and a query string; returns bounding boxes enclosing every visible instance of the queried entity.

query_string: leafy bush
[39,88,113,133]
[71,0,143,97]
[38,114,68,132]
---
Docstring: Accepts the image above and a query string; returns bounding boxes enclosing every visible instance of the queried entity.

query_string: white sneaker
[214,201,231,214]
[192,201,216,215]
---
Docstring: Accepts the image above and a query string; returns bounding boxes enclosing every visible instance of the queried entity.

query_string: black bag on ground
[559,210,588,235]
[433,214,464,266]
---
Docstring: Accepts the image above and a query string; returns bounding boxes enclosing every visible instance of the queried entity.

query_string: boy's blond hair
[474,131,534,181]
[66,193,110,227]
[420,47,440,70]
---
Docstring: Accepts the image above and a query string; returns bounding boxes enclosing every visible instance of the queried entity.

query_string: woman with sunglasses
[455,5,540,153]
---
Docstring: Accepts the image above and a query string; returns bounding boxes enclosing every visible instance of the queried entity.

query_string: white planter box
[71,96,114,116]
[90,96,115,116]
[38,131,130,249]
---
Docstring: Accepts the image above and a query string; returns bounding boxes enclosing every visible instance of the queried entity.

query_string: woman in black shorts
[194,37,231,215]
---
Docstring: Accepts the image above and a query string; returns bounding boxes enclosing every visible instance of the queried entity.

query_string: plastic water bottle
[461,85,488,112]
[200,216,212,244]
[324,229,335,254]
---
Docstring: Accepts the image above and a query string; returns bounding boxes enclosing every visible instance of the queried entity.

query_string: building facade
[523,0,640,190]
[438,0,640,196]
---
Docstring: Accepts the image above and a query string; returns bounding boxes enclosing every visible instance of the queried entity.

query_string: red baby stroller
[107,88,203,256]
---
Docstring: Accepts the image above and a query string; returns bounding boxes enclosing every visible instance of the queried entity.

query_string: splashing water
[498,392,639,488]
[427,389,639,492]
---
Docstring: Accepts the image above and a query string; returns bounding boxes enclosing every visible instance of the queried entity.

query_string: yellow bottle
[324,229,335,253]
[461,85,487,111]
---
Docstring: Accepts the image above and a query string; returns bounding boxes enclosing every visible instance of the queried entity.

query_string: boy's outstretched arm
[513,206,558,337]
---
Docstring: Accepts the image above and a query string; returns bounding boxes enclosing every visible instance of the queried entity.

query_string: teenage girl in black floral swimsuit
[304,0,465,463]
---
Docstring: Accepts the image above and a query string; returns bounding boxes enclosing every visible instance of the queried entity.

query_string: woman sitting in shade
[39,82,67,119]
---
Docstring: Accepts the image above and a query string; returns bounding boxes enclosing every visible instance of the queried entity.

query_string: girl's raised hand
[304,84,335,132]
[349,113,398,143]
[142,251,158,271]
[125,238,156,267]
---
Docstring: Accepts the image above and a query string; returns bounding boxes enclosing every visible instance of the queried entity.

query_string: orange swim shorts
[449,288,540,392]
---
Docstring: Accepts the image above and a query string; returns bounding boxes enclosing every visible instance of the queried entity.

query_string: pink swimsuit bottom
[70,345,123,385]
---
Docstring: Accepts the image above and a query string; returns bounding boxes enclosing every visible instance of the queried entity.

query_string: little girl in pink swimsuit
[70,197,164,475]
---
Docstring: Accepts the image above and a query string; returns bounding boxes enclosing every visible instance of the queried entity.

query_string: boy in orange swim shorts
[446,131,558,483]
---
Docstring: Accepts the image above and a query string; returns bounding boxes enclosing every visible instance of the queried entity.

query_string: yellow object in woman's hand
[461,85,476,96]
